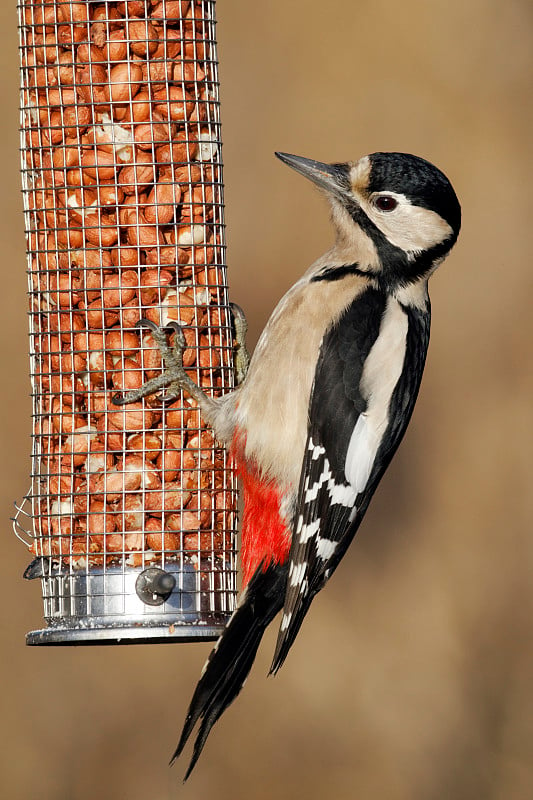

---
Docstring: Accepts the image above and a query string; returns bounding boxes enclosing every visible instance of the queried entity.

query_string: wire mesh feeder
[16,0,239,644]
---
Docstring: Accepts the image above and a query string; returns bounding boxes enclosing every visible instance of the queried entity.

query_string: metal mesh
[17,0,238,641]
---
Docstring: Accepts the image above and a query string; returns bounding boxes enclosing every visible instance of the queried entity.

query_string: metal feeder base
[26,563,232,645]
[26,623,226,646]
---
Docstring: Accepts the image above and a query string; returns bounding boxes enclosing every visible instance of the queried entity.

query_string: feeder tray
[15,0,238,644]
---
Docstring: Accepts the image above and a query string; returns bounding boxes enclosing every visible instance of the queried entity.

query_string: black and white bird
[115,150,461,778]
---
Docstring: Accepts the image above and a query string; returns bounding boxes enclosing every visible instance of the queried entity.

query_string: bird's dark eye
[374,195,398,212]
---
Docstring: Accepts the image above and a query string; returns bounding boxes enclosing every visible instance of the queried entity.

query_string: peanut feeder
[14,0,239,643]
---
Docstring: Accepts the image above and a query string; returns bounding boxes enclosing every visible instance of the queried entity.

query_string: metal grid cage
[15,0,239,643]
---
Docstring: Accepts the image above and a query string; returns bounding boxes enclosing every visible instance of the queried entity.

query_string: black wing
[270,287,430,672]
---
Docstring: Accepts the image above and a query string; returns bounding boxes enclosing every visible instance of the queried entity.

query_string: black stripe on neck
[311,264,371,282]
[343,199,457,288]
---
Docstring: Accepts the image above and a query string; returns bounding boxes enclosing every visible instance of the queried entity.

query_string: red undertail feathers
[230,430,292,586]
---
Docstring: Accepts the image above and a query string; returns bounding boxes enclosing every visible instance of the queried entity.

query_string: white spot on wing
[328,479,357,507]
[289,562,307,587]
[299,518,321,544]
[315,538,337,559]
[310,442,326,460]
[281,612,292,631]
[304,467,332,502]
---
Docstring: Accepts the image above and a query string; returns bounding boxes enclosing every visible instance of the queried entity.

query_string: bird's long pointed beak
[275,152,350,199]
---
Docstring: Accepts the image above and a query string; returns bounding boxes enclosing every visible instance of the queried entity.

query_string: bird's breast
[235,272,372,491]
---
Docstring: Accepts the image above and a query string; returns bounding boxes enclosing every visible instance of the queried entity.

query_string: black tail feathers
[269,584,317,676]
[172,561,288,780]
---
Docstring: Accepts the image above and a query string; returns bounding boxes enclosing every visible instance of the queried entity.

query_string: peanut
[108,61,143,103]
[127,18,159,58]
[118,150,157,193]
[144,180,180,225]
[156,447,182,483]
[80,149,117,181]
[110,356,144,393]
[104,30,129,63]
[63,425,98,468]
[146,529,181,552]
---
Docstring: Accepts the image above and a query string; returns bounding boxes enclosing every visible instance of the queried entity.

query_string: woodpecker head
[275,151,461,288]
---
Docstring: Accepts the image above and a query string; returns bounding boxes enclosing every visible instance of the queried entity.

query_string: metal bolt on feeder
[14,0,239,644]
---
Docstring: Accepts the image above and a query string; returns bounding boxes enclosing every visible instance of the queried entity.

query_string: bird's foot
[230,303,250,385]
[112,318,209,409]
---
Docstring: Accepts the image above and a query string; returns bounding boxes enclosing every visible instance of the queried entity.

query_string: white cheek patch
[344,297,408,492]
[360,193,453,254]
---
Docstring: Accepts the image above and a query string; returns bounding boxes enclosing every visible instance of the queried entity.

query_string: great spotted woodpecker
[114,150,461,778]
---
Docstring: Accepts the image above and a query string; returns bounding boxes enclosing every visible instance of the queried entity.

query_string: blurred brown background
[1,1,532,798]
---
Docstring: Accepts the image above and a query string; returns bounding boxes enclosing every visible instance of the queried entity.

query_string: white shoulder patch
[344,297,408,493]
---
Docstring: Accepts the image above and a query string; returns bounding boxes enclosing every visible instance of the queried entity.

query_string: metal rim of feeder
[16,0,239,644]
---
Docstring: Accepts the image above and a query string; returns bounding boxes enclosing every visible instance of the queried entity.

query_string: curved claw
[164,321,182,334]
[134,317,159,332]
[111,391,128,406]
[164,321,187,349]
